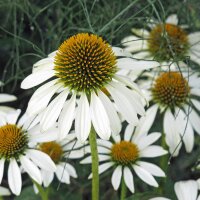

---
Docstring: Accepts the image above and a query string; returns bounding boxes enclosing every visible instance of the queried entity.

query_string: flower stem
[34,181,49,200]
[120,178,127,200]
[89,127,99,200]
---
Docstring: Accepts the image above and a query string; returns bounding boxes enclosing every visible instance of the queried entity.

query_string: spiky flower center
[148,24,189,61]
[0,124,28,159]
[111,141,139,165]
[152,72,190,108]
[54,33,117,93]
[39,142,63,164]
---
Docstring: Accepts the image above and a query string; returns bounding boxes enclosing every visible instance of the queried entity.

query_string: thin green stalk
[34,181,49,200]
[89,127,99,200]
[120,178,127,200]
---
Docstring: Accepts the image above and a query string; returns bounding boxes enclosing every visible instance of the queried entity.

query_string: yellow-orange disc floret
[54,33,117,93]
[152,72,190,108]
[111,141,139,165]
[148,24,189,61]
[0,124,28,159]
[39,142,63,164]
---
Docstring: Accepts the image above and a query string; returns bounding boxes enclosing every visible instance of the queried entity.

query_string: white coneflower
[37,132,85,186]
[0,109,56,195]
[122,14,200,65]
[81,120,167,193]
[139,70,200,156]
[21,33,159,142]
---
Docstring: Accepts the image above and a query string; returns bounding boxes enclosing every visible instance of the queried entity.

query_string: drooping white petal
[137,161,165,177]
[98,91,121,135]
[124,124,134,141]
[96,139,113,149]
[164,110,182,156]
[117,58,159,71]
[175,109,194,152]
[26,149,56,171]
[41,170,54,187]
[166,14,178,25]
[111,166,122,190]
[188,32,200,45]
[58,94,76,140]
[40,90,69,131]
[0,159,5,184]
[27,81,61,116]
[175,180,198,200]
[123,167,134,193]
[20,156,42,184]
[131,28,149,37]
[0,94,17,103]
[107,85,138,125]
[90,92,111,140]
[8,159,22,196]
[136,104,158,134]
[133,165,158,187]
[55,165,70,184]
[21,70,55,89]
[32,57,54,73]
[75,93,91,142]
[191,99,200,112]
[64,163,77,178]
[188,109,200,135]
[140,145,168,158]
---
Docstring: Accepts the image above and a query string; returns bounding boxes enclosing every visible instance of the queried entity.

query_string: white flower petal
[55,165,70,184]
[137,132,161,150]
[112,47,132,57]
[21,70,55,89]
[123,167,134,193]
[124,124,134,141]
[175,180,198,200]
[107,84,138,125]
[90,92,111,140]
[96,139,113,149]
[98,91,121,135]
[88,162,115,179]
[8,159,22,196]
[164,110,182,156]
[0,94,17,103]
[0,186,11,196]
[131,28,150,37]
[41,170,54,187]
[20,156,42,184]
[33,57,54,73]
[0,159,5,184]
[117,58,159,71]
[188,32,200,45]
[64,163,77,178]
[58,94,76,140]
[26,149,56,171]
[40,90,68,131]
[75,93,91,142]
[166,14,178,25]
[133,165,158,187]
[189,109,200,135]
[191,99,200,112]
[27,81,61,116]
[6,109,21,124]
[140,145,168,158]
[111,166,122,190]
[137,161,165,177]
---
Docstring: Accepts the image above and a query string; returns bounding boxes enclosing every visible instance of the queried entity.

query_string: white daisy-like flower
[122,14,200,65]
[80,120,167,193]
[0,81,16,112]
[37,132,86,187]
[21,33,159,142]
[0,109,56,195]
[150,179,200,200]
[140,69,200,156]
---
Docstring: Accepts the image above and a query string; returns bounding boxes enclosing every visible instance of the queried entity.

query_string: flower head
[0,109,56,195]
[37,132,85,186]
[140,70,200,156]
[81,120,167,193]
[21,33,153,142]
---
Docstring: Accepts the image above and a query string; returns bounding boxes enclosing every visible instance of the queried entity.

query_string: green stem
[34,181,49,200]
[120,177,127,200]
[89,127,99,200]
